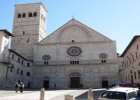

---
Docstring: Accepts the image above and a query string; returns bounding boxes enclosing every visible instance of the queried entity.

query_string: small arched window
[29,12,32,17]
[22,13,26,17]
[17,13,21,18]
[33,12,37,17]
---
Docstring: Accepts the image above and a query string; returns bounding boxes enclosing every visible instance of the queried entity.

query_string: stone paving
[0,88,106,100]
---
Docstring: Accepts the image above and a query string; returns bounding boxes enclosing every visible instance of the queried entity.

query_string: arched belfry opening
[101,77,108,88]
[43,76,49,89]
[68,72,81,88]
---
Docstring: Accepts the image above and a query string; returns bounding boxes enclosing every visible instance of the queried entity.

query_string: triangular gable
[37,18,112,44]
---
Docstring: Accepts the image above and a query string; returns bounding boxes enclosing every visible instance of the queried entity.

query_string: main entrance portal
[70,77,80,88]
[43,80,49,89]
[69,72,81,88]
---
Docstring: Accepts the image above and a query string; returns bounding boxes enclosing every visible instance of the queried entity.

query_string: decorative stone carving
[42,54,51,61]
[67,46,81,56]
[99,53,108,59]
[69,72,81,76]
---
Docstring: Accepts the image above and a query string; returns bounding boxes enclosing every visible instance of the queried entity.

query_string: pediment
[37,18,112,44]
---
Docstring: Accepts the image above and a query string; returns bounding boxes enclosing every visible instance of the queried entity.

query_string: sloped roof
[0,29,14,37]
[9,49,32,62]
[121,35,140,57]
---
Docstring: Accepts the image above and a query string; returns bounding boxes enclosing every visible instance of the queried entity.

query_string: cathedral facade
[2,2,120,89]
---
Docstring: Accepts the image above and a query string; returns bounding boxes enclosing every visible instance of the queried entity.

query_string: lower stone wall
[33,64,119,89]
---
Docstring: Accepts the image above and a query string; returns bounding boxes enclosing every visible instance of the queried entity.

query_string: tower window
[22,13,26,17]
[17,13,21,18]
[27,38,29,43]
[33,12,37,17]
[72,40,74,42]
[23,31,25,34]
[29,12,32,17]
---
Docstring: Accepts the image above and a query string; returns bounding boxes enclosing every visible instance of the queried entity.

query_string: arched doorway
[69,72,81,88]
[43,76,49,89]
[101,77,108,88]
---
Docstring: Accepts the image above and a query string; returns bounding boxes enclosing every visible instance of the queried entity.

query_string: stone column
[88,88,93,100]
[40,88,45,100]
[64,95,74,100]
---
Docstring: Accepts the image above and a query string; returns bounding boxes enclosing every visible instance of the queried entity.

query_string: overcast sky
[0,0,140,54]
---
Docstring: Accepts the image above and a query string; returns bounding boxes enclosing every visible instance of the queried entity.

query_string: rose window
[99,53,108,59]
[42,55,51,61]
[67,46,81,56]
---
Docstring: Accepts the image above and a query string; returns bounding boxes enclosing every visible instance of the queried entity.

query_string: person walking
[14,82,19,93]
[19,82,24,93]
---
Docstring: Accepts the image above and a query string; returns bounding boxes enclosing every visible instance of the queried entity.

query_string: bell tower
[11,2,47,60]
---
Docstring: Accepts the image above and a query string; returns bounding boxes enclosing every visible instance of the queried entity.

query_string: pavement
[0,88,106,100]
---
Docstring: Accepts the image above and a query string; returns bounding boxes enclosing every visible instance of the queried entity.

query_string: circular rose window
[99,53,108,59]
[42,55,51,61]
[67,46,81,56]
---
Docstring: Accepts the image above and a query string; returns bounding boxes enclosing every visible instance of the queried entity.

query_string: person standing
[80,84,83,89]
[14,82,19,93]
[19,82,24,93]
[54,84,56,89]
[28,81,31,88]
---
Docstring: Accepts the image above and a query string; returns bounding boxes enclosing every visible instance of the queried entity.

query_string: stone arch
[28,12,32,17]
[66,70,83,88]
[33,12,37,17]
[44,76,49,80]
[17,13,21,18]
[56,24,91,43]
[22,13,26,17]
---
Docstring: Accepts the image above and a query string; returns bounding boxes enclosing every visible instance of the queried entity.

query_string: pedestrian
[19,82,24,93]
[14,82,19,93]
[54,84,56,88]
[80,84,83,89]
[28,81,31,88]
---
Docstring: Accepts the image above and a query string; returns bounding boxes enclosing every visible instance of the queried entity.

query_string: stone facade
[33,19,119,89]
[1,2,122,89]
[0,30,13,88]
[11,2,47,61]
[5,50,32,88]
[119,36,140,83]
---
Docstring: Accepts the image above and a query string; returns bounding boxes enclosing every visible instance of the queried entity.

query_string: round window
[42,55,51,61]
[99,53,108,59]
[67,46,81,56]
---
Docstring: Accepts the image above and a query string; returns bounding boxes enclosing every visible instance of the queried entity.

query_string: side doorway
[43,76,49,89]
[101,77,108,88]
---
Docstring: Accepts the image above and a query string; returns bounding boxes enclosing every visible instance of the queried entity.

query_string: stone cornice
[36,41,113,46]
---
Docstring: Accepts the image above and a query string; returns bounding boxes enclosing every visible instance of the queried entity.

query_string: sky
[0,0,140,54]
